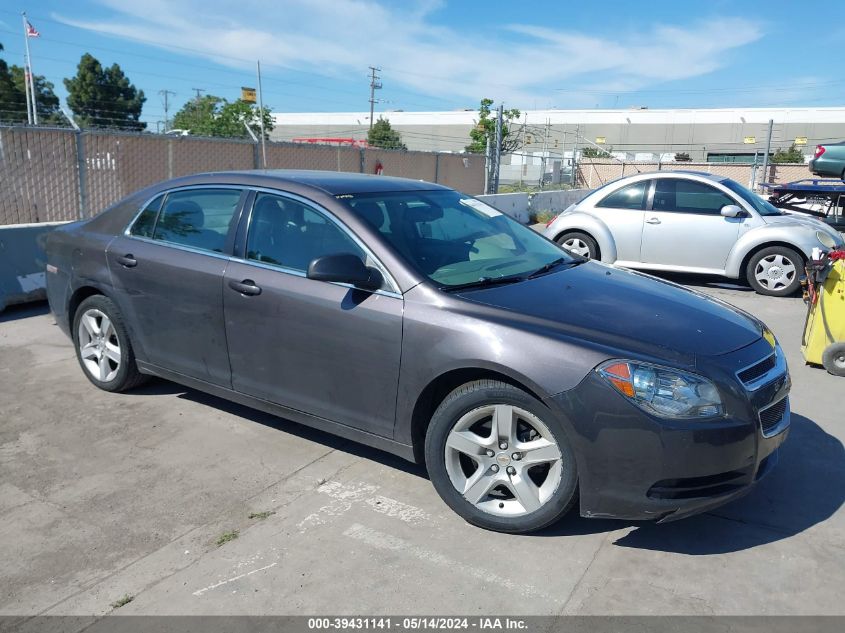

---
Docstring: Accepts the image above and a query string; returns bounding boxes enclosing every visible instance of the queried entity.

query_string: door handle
[117,254,137,268]
[228,279,262,296]
[645,217,661,225]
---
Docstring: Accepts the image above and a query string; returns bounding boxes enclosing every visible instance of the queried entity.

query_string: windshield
[722,178,783,216]
[337,190,573,288]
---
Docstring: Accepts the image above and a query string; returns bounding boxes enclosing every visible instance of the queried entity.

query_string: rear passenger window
[596,181,649,210]
[129,195,164,238]
[246,193,367,274]
[151,189,241,253]
[653,179,734,215]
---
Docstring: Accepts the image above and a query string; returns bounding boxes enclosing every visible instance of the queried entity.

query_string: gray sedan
[544,171,844,296]
[46,171,789,533]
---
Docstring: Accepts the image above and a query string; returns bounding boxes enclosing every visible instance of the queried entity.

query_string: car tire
[72,295,148,392]
[746,246,803,297]
[424,379,578,533]
[556,231,598,260]
[822,343,845,377]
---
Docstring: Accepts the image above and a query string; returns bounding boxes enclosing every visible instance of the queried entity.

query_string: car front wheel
[746,246,803,296]
[73,295,148,392]
[556,231,598,260]
[424,380,578,533]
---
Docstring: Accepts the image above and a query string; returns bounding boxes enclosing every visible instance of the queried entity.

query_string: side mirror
[307,253,383,291]
[721,204,745,218]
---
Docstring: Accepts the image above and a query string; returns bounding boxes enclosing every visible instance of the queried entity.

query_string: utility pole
[760,119,774,190]
[492,104,503,194]
[518,113,527,187]
[191,88,205,101]
[571,124,580,186]
[368,66,382,130]
[539,118,550,188]
[484,135,491,194]
[159,90,175,133]
[256,60,267,168]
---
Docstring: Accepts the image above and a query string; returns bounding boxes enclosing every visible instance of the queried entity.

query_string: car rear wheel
[424,380,578,533]
[556,231,598,260]
[73,295,148,392]
[822,343,845,377]
[746,246,803,296]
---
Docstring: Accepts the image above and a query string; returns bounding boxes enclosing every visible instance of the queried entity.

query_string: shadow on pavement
[0,300,50,323]
[133,379,842,554]
[132,378,429,479]
[542,413,843,554]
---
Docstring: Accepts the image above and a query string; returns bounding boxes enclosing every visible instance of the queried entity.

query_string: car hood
[456,262,762,359]
[762,213,844,243]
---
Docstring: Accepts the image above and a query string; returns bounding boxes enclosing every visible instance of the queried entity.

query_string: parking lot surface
[1,278,843,622]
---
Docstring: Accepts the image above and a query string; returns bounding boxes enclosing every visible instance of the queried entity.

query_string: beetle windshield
[722,179,783,216]
[338,190,573,288]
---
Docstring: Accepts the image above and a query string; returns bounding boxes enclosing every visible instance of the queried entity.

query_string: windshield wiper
[442,274,527,292]
[526,257,582,279]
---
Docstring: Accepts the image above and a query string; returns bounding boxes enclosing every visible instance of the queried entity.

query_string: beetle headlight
[598,360,723,419]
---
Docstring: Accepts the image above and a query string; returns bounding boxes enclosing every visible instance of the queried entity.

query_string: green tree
[64,53,145,130]
[582,146,613,159]
[0,42,62,124]
[771,144,805,164]
[171,95,273,139]
[367,117,406,150]
[465,98,522,154]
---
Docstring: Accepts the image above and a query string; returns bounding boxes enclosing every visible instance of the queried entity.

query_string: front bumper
[546,338,790,522]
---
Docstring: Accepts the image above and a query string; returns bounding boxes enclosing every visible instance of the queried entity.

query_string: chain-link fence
[0,125,485,226]
[574,160,809,191]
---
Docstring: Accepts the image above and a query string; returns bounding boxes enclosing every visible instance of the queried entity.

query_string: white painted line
[343,524,556,603]
[192,562,278,596]
[364,495,431,525]
[297,481,435,533]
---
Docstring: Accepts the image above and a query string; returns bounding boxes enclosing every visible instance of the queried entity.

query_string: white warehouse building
[271,106,845,165]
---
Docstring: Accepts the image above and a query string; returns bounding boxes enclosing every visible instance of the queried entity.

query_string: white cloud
[54,0,763,109]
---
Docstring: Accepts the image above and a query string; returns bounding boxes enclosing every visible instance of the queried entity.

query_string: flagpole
[21,13,33,125]
[22,13,38,125]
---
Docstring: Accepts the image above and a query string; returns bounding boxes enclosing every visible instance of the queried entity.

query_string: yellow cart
[802,254,845,376]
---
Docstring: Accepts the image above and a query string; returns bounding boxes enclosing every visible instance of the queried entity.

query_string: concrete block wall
[478,189,591,224]
[0,222,68,313]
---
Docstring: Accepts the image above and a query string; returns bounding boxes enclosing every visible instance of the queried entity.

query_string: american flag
[25,20,40,38]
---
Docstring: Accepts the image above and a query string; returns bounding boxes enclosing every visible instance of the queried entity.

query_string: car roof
[632,170,729,182]
[150,169,452,195]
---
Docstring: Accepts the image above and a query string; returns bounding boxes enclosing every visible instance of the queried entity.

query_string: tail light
[545,215,559,228]
[814,145,826,159]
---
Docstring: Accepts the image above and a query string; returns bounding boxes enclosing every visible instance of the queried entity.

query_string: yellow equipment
[802,254,845,376]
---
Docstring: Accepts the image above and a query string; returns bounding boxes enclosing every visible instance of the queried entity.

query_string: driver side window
[246,193,366,273]
[653,179,735,215]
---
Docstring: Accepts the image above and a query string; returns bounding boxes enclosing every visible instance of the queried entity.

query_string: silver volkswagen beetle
[544,171,844,296]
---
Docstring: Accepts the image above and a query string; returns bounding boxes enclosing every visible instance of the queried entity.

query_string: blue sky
[1,0,843,128]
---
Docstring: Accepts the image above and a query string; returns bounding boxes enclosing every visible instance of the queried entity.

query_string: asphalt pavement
[0,278,842,623]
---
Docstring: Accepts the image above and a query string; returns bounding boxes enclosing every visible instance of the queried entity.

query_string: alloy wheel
[754,254,797,291]
[77,308,121,382]
[444,404,563,517]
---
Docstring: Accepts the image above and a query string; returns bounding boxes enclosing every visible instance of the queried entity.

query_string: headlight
[817,229,842,249]
[597,360,723,419]
[762,328,777,350]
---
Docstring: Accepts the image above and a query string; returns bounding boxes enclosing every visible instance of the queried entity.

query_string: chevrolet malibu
[45,171,790,533]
